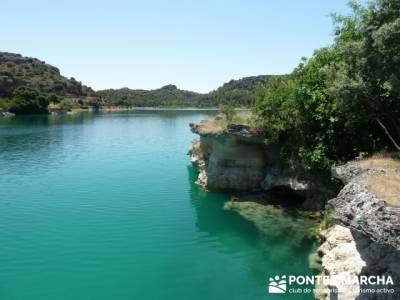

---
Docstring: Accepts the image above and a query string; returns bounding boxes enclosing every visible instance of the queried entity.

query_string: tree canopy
[253,0,400,172]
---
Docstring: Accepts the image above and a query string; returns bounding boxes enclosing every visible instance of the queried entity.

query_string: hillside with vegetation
[96,84,205,107]
[205,75,282,107]
[0,52,279,114]
[252,0,400,174]
[0,52,99,114]
[96,75,279,107]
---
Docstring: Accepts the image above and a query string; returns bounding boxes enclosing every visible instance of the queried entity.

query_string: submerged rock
[224,200,319,255]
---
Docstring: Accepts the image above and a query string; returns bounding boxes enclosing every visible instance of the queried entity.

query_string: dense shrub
[8,87,49,114]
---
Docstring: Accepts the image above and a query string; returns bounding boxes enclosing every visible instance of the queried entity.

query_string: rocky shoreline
[189,116,400,300]
[316,162,400,299]
[189,117,334,210]
[0,108,14,117]
[1,106,218,117]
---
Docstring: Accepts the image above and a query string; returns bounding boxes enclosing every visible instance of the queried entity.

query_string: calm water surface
[0,111,316,299]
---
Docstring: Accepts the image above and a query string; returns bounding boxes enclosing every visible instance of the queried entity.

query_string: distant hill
[97,75,283,108]
[96,84,205,107]
[205,75,280,106]
[0,51,283,114]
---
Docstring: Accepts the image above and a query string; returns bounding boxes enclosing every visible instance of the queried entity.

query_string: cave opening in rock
[268,186,306,206]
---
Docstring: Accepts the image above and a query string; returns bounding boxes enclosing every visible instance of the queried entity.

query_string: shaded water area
[0,110,318,299]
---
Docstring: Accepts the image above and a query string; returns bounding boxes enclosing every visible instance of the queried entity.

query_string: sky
[1,0,351,93]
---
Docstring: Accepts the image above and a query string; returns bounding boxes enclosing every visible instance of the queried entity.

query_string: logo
[266,274,395,296]
[268,275,287,293]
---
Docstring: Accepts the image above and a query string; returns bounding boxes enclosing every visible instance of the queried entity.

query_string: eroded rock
[330,163,400,250]
[188,117,333,209]
[318,162,400,299]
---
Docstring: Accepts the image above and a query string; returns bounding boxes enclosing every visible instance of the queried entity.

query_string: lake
[0,110,316,299]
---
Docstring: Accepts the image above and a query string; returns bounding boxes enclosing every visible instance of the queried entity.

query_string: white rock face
[262,173,309,193]
[317,223,400,300]
[317,225,366,300]
[188,119,334,208]
[190,135,267,191]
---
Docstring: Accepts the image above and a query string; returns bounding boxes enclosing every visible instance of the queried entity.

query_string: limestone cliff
[189,117,333,209]
[189,117,400,299]
[317,161,400,299]
[189,121,267,191]
[330,162,400,249]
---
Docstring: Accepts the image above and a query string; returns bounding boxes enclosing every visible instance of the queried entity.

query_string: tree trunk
[376,119,400,151]
[389,117,400,139]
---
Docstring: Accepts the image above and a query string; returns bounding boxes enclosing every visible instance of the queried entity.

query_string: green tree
[253,77,297,142]
[9,87,49,114]
[252,0,400,173]
[219,104,236,121]
[331,0,400,151]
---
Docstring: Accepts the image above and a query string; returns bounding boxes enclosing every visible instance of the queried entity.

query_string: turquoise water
[0,111,316,300]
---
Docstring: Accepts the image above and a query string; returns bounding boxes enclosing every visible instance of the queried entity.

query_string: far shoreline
[1,107,225,118]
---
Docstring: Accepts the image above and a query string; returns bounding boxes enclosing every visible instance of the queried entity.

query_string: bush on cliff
[219,105,236,121]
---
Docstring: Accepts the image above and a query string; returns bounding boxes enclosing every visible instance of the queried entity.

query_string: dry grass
[196,119,225,134]
[366,171,400,207]
[357,152,400,169]
[212,112,252,129]
[198,111,253,134]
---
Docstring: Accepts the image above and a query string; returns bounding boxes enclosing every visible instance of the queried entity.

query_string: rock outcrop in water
[0,108,14,117]
[189,117,400,299]
[317,161,400,299]
[189,121,266,191]
[189,117,333,209]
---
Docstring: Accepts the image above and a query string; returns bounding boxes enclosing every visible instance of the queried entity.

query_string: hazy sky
[1,0,351,92]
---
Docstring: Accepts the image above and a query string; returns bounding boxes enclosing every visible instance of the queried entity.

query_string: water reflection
[186,164,319,293]
[0,114,98,177]
[0,110,217,178]
[0,109,315,300]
